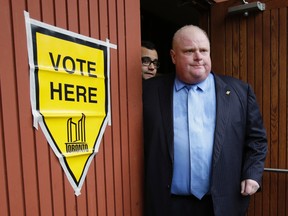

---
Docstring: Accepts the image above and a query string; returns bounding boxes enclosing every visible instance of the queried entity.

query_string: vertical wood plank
[78,0,90,36]
[12,0,42,214]
[245,19,255,216]
[86,166,97,216]
[125,0,143,215]
[107,0,122,215]
[64,177,77,216]
[111,0,129,216]
[239,17,247,82]
[262,9,271,216]
[115,0,131,214]
[232,18,240,78]
[67,0,79,33]
[108,0,125,215]
[95,0,110,214]
[76,183,88,216]
[277,7,287,216]
[42,0,54,24]
[270,8,279,216]
[253,12,264,216]
[246,16,255,87]
[254,13,263,110]
[225,17,233,76]
[54,0,67,29]
[0,0,26,215]
[0,70,9,216]
[89,0,100,37]
[100,2,117,213]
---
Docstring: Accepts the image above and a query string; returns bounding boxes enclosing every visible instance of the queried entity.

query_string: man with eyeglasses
[141,40,160,80]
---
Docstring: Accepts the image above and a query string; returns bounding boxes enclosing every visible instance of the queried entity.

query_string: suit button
[167,185,170,189]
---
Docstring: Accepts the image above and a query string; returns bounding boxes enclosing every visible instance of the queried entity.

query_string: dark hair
[141,40,157,50]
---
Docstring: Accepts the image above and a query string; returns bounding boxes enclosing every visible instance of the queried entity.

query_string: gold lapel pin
[226,90,231,95]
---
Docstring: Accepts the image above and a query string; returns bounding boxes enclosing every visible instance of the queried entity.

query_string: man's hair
[141,40,157,50]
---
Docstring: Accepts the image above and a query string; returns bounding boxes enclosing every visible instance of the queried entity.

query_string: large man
[143,25,267,216]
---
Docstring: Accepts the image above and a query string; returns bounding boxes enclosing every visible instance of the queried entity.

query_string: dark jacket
[143,72,267,216]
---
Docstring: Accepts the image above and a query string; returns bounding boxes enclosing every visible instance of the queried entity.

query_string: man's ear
[170,49,176,64]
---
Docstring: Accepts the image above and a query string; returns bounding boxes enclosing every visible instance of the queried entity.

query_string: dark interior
[140,0,213,74]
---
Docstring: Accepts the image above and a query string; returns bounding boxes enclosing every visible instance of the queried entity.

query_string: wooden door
[210,0,288,215]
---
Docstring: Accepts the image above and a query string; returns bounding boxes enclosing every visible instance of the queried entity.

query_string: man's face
[170,27,211,84]
[141,47,158,80]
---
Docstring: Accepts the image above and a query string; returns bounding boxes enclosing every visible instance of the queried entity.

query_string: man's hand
[241,179,260,196]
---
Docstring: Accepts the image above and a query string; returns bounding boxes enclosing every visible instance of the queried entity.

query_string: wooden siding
[0,0,143,215]
[210,0,288,215]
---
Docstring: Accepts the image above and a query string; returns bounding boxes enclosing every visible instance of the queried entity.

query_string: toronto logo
[66,113,89,153]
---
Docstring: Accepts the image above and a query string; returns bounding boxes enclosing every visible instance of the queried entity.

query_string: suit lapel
[213,74,231,166]
[158,74,175,161]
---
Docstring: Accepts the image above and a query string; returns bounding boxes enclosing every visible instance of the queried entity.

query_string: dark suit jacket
[143,72,267,216]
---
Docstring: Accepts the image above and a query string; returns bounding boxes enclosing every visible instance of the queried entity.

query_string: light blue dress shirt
[171,73,216,198]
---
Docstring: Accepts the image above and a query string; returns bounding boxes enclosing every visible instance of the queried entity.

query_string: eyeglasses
[142,57,160,68]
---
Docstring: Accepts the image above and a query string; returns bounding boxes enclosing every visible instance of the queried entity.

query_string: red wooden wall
[0,0,143,215]
[210,0,288,215]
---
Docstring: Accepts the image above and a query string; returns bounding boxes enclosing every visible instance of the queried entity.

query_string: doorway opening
[140,0,211,74]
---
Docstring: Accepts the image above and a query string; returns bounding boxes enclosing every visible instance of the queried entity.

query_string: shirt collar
[174,73,213,92]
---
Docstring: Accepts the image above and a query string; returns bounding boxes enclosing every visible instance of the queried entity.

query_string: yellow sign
[25,12,117,195]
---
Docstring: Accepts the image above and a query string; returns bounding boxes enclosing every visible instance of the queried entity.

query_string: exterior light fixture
[228,0,265,16]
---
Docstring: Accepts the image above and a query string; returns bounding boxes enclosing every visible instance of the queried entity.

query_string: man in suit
[142,25,267,216]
